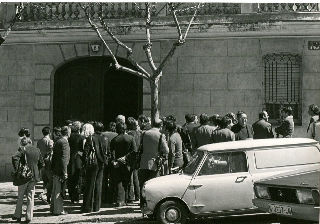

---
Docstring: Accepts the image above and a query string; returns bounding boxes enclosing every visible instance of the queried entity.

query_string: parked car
[140,138,320,224]
[252,169,319,223]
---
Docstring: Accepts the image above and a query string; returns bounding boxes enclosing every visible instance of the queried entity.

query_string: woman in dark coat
[81,122,108,213]
[67,121,85,203]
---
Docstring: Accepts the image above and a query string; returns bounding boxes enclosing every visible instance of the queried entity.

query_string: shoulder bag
[12,152,33,186]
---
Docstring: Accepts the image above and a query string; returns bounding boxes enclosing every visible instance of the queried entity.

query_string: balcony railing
[15,3,241,22]
[258,3,320,13]
[11,3,320,23]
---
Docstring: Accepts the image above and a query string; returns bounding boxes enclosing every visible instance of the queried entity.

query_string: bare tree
[81,3,201,123]
[0,3,24,45]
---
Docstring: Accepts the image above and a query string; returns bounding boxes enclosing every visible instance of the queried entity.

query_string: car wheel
[157,200,187,224]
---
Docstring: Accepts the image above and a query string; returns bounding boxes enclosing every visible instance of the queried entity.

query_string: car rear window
[254,145,320,169]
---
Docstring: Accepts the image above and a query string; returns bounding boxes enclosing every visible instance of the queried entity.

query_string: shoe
[53,211,68,216]
[81,209,91,213]
[12,217,21,222]
[25,219,31,223]
[115,202,124,207]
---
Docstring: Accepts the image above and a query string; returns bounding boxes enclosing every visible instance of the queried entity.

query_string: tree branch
[144,3,157,73]
[156,42,178,76]
[156,3,201,76]
[1,3,24,41]
[80,4,120,68]
[81,4,150,80]
[117,64,150,80]
[183,3,201,41]
[98,16,133,56]
[169,3,183,43]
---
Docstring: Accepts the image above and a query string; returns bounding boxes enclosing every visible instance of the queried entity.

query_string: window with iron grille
[263,53,302,125]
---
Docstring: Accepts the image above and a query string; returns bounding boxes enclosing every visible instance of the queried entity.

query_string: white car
[141,138,320,224]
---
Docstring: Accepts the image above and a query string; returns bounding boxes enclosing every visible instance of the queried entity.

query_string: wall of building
[160,37,320,136]
[0,36,319,180]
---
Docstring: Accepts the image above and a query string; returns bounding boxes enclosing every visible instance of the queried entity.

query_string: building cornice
[2,13,320,44]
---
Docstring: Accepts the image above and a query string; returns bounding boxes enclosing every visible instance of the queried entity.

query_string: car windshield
[183,151,204,175]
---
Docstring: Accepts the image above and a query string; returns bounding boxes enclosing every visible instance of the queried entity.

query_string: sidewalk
[0,182,145,224]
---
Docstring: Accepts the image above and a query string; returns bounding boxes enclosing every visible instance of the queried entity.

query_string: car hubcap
[165,207,180,222]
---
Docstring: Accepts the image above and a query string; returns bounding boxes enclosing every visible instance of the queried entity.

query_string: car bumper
[252,198,319,222]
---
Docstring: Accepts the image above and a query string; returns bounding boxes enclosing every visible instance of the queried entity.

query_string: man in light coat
[138,118,169,207]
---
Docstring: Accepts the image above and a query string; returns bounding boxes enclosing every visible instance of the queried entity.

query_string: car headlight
[254,185,271,199]
[296,189,315,205]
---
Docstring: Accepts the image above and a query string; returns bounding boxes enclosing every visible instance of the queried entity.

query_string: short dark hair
[199,113,209,125]
[138,114,149,123]
[71,121,81,133]
[282,106,293,116]
[61,126,70,136]
[225,112,236,123]
[258,111,265,119]
[185,114,195,123]
[153,119,163,128]
[166,115,176,122]
[18,127,31,137]
[42,126,51,136]
[165,120,177,133]
[108,122,116,132]
[221,116,232,129]
[309,104,320,114]
[93,121,104,134]
[236,111,246,118]
[209,114,220,126]
[127,117,137,130]
[116,121,126,134]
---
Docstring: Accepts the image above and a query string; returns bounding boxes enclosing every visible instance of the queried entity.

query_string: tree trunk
[150,79,160,125]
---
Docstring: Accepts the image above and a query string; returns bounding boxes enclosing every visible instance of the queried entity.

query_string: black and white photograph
[0,1,319,224]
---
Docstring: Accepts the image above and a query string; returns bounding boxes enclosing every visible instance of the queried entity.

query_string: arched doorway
[53,56,143,127]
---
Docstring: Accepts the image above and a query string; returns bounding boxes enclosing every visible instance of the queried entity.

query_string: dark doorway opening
[53,57,143,127]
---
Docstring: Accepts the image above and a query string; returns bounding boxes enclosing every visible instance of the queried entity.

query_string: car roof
[197,138,318,152]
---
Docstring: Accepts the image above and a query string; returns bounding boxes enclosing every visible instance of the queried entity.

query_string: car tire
[156,200,187,224]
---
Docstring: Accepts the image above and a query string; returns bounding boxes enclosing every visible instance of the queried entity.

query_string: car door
[182,151,254,214]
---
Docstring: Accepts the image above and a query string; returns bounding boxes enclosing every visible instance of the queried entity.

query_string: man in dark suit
[12,136,44,223]
[67,121,85,203]
[191,113,216,149]
[252,111,274,139]
[212,116,235,143]
[50,126,71,215]
[231,111,254,140]
[110,121,137,206]
[101,121,117,204]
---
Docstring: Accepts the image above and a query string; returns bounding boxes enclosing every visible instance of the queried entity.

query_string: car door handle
[188,184,203,190]
[235,176,247,183]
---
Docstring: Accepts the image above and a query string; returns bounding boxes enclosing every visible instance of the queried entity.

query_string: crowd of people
[10,104,320,223]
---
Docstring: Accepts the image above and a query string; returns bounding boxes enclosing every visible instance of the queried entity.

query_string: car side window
[198,151,247,176]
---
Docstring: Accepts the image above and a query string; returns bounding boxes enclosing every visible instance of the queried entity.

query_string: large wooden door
[104,58,143,125]
[53,57,142,127]
[54,57,105,126]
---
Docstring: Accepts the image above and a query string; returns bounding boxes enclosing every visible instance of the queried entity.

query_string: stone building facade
[0,3,320,180]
